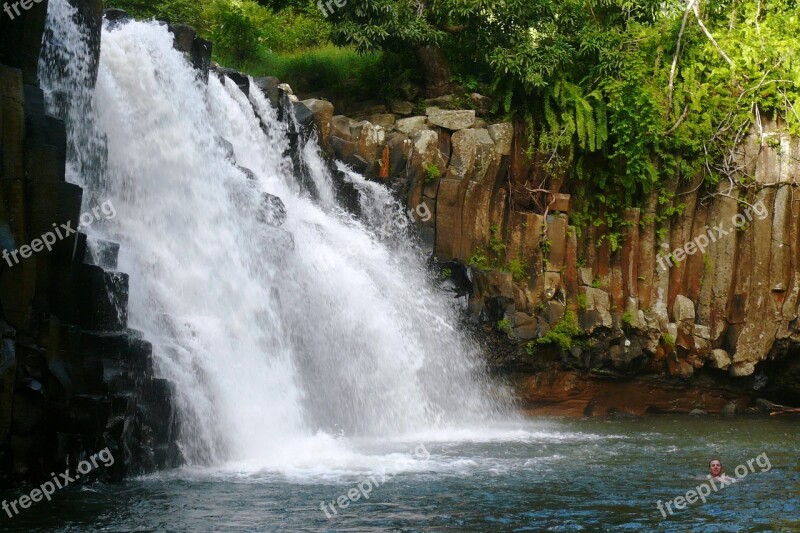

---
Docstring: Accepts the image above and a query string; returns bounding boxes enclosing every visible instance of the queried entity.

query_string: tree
[327,0,571,97]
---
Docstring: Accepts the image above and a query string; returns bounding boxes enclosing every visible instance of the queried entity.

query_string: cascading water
[39,0,512,473]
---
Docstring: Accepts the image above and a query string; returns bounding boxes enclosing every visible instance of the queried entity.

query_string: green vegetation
[122,0,799,245]
[663,333,676,348]
[105,0,392,100]
[576,293,588,310]
[622,310,636,326]
[468,250,489,270]
[497,318,513,336]
[423,163,441,184]
[440,267,452,280]
[507,257,529,282]
[330,0,799,232]
[532,310,582,352]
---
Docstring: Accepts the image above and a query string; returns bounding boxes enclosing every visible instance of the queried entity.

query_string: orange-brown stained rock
[734,187,778,367]
[610,246,624,312]
[546,214,568,272]
[778,185,800,338]
[667,177,702,314]
[564,229,579,311]
[705,185,740,341]
[514,369,752,417]
[434,178,465,260]
[622,208,640,303]
[510,122,533,187]
[489,187,507,234]
[595,218,611,285]
[437,127,452,167]
[638,190,657,309]
[379,145,390,178]
[551,193,570,214]
[683,202,708,303]
[771,186,792,321]
[461,153,501,258]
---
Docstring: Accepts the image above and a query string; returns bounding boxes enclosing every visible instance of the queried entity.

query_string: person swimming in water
[709,458,737,483]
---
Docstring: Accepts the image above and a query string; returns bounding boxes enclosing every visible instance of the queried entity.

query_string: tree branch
[692,1,734,68]
[668,0,695,107]
[439,24,467,33]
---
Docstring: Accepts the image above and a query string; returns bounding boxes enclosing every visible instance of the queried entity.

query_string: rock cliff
[302,88,800,416]
[0,0,180,487]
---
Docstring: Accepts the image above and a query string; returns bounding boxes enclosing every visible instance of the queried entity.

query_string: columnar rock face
[298,84,800,409]
[0,3,179,488]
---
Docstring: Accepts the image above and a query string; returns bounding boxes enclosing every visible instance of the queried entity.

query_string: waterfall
[39,0,510,472]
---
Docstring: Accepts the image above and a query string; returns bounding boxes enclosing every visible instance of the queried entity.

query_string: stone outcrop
[290,77,800,413]
[0,3,181,488]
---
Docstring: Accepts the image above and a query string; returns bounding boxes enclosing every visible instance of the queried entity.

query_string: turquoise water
[2,417,797,532]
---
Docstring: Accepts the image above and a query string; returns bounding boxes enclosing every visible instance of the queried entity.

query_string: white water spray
[39,0,510,472]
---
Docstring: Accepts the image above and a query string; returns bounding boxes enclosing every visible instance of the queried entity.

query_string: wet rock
[214,67,249,95]
[217,136,235,162]
[168,24,196,56]
[302,99,335,147]
[292,101,315,129]
[104,8,129,23]
[688,408,708,417]
[609,339,644,370]
[253,77,280,108]
[190,38,212,82]
[469,270,515,321]
[386,133,411,179]
[722,402,736,417]
[257,193,287,227]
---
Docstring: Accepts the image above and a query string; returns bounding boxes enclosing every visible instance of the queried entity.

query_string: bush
[535,310,582,352]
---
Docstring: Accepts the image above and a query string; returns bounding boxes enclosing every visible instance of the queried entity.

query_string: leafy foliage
[532,310,582,352]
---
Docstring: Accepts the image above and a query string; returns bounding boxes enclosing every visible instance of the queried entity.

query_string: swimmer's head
[709,459,722,476]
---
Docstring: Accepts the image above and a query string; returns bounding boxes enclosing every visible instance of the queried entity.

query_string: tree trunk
[414,44,453,97]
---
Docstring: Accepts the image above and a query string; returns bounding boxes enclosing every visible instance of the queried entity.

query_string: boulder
[301,99,334,147]
[168,24,196,56]
[253,77,280,108]
[367,114,396,129]
[352,121,385,169]
[708,349,731,369]
[470,93,492,115]
[104,8,129,22]
[332,115,356,141]
[468,270,515,320]
[578,287,613,331]
[214,67,249,95]
[487,123,513,155]
[390,101,414,115]
[673,295,695,323]
[426,108,475,131]
[257,193,287,227]
[396,116,428,135]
